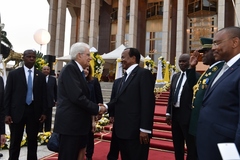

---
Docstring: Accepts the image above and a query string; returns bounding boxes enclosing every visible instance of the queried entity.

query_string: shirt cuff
[140,128,151,134]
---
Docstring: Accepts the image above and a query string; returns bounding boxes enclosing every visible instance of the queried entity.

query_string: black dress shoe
[0,153,3,157]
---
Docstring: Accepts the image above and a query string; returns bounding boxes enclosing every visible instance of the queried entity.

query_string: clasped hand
[98,103,107,115]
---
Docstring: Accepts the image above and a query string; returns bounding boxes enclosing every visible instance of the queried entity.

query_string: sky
[0,0,70,56]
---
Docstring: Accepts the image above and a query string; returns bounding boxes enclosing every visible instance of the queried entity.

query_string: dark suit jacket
[109,77,122,117]
[53,60,99,136]
[46,75,57,108]
[4,67,47,123]
[107,66,155,139]
[197,58,240,160]
[166,71,200,125]
[0,77,5,135]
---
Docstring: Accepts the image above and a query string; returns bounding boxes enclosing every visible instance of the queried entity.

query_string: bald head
[178,54,190,71]
[42,65,50,76]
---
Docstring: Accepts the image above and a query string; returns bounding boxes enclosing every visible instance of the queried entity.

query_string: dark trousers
[172,116,197,160]
[58,134,88,160]
[86,131,94,158]
[9,103,39,160]
[39,107,53,132]
[118,137,149,160]
[107,127,119,160]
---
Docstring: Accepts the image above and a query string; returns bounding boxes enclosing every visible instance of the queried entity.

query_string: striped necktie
[173,72,184,105]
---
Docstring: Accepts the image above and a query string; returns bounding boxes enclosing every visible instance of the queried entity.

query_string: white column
[128,0,138,47]
[161,0,170,60]
[79,0,90,43]
[55,0,67,72]
[67,6,80,46]
[47,0,58,56]
[116,0,126,48]
[218,0,225,30]
[69,11,78,46]
[89,0,100,48]
[176,0,184,59]
[235,0,240,26]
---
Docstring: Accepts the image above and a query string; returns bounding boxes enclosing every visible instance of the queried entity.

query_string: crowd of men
[0,26,240,160]
[167,26,240,160]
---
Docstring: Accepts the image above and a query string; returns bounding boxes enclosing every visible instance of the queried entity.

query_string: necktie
[119,72,128,92]
[211,63,229,87]
[173,72,184,105]
[82,71,86,81]
[26,70,33,105]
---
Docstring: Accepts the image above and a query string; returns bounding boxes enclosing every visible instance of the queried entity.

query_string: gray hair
[70,42,90,60]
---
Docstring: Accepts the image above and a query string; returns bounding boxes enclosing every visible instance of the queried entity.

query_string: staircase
[94,91,175,152]
[100,82,113,103]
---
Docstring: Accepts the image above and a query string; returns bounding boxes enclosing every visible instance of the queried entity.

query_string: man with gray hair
[53,42,106,160]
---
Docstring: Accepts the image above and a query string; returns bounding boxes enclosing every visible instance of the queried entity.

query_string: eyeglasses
[212,37,235,47]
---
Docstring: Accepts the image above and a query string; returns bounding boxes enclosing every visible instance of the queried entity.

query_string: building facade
[46,0,240,72]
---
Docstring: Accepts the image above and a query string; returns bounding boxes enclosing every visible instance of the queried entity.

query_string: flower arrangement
[95,113,110,132]
[35,51,48,71]
[91,52,105,81]
[145,59,156,73]
[158,56,177,77]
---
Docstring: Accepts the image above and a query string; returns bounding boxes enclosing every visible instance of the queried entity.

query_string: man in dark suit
[166,53,199,160]
[39,65,57,132]
[188,38,224,137]
[107,77,121,160]
[106,48,155,160]
[53,42,106,160]
[197,27,240,160]
[4,49,47,160]
[0,76,6,157]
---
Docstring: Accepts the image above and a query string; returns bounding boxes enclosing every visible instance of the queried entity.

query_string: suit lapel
[118,66,139,95]
[70,60,90,94]
[20,67,28,89]
[33,69,40,90]
[204,58,240,101]
[172,73,181,92]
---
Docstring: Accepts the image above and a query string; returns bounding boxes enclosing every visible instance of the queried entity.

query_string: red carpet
[40,140,176,160]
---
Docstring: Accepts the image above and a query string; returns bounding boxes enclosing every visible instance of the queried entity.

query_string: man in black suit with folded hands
[105,48,155,160]
[39,65,57,132]
[166,53,199,160]
[4,49,48,160]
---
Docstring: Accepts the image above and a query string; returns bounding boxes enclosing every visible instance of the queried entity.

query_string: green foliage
[34,51,48,71]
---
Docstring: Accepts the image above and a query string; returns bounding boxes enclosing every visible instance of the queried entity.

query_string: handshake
[98,103,107,115]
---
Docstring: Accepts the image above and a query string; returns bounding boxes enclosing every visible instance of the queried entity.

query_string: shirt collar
[24,65,34,72]
[209,61,224,69]
[75,61,84,72]
[226,53,240,68]
[125,64,138,75]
